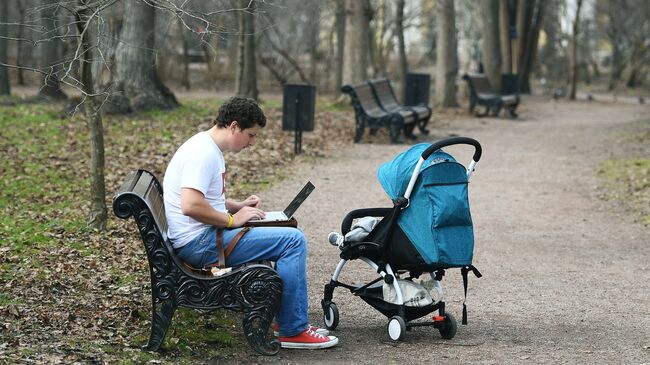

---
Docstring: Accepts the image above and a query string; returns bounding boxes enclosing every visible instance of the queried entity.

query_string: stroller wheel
[387,316,406,341]
[438,313,457,339]
[323,302,339,330]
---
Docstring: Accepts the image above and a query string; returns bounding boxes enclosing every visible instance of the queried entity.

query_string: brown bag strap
[216,228,226,268]
[225,226,251,257]
[216,226,251,268]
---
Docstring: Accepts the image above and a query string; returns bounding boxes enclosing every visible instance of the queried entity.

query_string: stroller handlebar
[421,137,482,162]
[341,207,392,235]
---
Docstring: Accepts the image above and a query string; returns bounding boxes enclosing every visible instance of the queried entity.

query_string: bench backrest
[341,83,386,118]
[113,169,188,276]
[463,73,496,96]
[369,78,400,111]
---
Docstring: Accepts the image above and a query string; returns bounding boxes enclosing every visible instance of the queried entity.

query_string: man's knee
[286,229,307,252]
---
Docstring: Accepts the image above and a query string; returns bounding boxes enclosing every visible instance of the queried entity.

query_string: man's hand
[233,206,266,227]
[242,195,262,208]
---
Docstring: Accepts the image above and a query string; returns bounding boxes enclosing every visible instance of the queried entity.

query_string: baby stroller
[321,137,483,341]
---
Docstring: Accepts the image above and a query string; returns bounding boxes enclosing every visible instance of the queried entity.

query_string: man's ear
[230,121,239,133]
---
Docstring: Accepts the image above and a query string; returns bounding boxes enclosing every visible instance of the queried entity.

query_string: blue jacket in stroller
[378,143,474,268]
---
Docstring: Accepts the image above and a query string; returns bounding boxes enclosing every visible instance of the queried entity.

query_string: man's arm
[226,195,262,213]
[181,188,264,227]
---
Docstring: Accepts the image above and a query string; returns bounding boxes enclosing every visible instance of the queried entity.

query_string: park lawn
[0,97,352,364]
[597,126,650,225]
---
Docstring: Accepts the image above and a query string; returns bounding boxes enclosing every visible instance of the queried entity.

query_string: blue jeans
[176,226,308,337]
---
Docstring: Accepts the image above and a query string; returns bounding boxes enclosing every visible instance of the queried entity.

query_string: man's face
[229,122,260,152]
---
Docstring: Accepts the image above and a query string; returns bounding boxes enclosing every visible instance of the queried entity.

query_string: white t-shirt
[163,131,226,249]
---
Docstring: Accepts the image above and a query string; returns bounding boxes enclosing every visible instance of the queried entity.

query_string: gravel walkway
[241,97,649,364]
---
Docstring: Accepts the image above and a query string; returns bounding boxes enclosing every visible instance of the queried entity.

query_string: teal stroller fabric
[378,143,474,267]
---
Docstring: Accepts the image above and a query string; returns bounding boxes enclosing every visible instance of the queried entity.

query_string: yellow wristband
[226,213,234,228]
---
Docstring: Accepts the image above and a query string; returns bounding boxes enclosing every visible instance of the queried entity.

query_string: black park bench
[368,78,432,138]
[112,169,283,355]
[462,73,519,117]
[341,82,413,143]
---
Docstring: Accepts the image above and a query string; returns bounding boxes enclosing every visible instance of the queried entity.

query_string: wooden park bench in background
[113,169,283,355]
[341,83,413,143]
[462,73,519,117]
[368,78,432,139]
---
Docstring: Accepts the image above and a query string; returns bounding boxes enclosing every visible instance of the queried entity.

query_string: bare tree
[236,0,258,99]
[480,0,502,92]
[395,0,407,99]
[76,0,107,230]
[335,0,345,91]
[603,0,650,90]
[342,0,371,85]
[307,1,321,84]
[0,0,9,95]
[569,0,583,100]
[38,0,67,100]
[113,0,178,111]
[435,0,459,107]
[539,0,564,83]
[499,0,512,74]
[515,0,544,93]
[419,0,436,66]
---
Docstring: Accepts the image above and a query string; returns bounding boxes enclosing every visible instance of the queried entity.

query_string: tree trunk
[498,0,512,74]
[14,0,26,86]
[38,0,67,100]
[236,0,258,100]
[435,0,459,107]
[0,0,10,95]
[518,0,543,93]
[480,0,502,92]
[114,0,178,111]
[569,0,583,100]
[606,1,625,91]
[342,0,371,86]
[76,1,107,231]
[540,0,561,82]
[335,0,346,92]
[308,2,321,85]
[420,0,436,65]
[396,0,408,101]
[181,23,190,90]
[514,0,531,75]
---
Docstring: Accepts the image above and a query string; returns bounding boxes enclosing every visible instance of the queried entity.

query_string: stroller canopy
[378,143,474,267]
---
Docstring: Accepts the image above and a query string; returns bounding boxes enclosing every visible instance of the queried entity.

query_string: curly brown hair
[214,96,267,129]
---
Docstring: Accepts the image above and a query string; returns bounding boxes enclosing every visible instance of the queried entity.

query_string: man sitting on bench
[163,96,338,349]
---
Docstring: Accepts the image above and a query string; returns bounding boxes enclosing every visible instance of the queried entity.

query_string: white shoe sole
[280,336,339,349]
[274,328,330,337]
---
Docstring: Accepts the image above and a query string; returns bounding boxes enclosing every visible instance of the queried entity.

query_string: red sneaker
[279,328,339,349]
[273,323,330,337]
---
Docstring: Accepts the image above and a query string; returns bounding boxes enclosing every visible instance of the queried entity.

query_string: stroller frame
[321,137,482,342]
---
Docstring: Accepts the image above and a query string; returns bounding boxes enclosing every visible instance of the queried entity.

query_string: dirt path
[237,98,650,364]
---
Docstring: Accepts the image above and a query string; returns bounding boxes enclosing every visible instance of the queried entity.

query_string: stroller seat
[321,137,483,342]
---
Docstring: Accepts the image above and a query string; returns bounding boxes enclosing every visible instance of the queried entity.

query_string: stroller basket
[321,137,483,342]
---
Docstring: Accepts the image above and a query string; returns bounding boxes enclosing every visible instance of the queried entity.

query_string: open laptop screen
[283,181,315,218]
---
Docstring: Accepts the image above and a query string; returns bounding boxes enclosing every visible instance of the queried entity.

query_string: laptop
[252,181,315,222]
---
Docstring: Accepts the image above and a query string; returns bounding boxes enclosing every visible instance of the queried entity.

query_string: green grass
[597,157,650,224]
